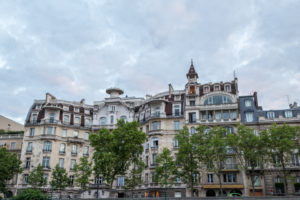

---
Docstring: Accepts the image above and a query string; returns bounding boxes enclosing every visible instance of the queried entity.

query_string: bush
[11,189,48,200]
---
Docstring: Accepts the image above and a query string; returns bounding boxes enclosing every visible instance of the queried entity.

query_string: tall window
[63,115,70,123]
[245,112,254,122]
[84,119,89,126]
[230,111,237,119]
[85,132,89,140]
[59,158,64,168]
[72,145,77,154]
[174,105,180,116]
[189,85,195,94]
[190,127,195,134]
[174,138,179,148]
[100,117,106,125]
[95,177,102,185]
[120,116,127,122]
[189,100,195,106]
[204,86,209,93]
[223,173,237,183]
[145,173,149,184]
[174,121,180,130]
[145,141,149,151]
[74,117,80,124]
[62,129,67,137]
[69,175,74,186]
[110,115,114,124]
[152,154,157,165]
[208,174,213,183]
[155,107,160,117]
[225,85,231,92]
[70,160,76,170]
[46,127,53,135]
[73,131,78,138]
[30,128,35,136]
[60,143,66,153]
[245,100,252,107]
[10,142,16,150]
[23,174,28,184]
[189,112,196,123]
[83,146,89,155]
[43,141,52,152]
[223,111,229,120]
[216,112,221,121]
[267,111,275,119]
[27,142,33,152]
[152,121,161,130]
[291,153,299,166]
[25,157,31,169]
[285,110,293,118]
[32,114,37,123]
[42,157,50,168]
[152,137,158,148]
[117,176,125,186]
[49,113,54,123]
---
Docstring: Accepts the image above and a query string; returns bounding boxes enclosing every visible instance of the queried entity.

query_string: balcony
[42,119,59,125]
[40,134,56,140]
[43,149,52,153]
[59,151,66,155]
[67,137,84,144]
[71,151,77,156]
[43,104,62,110]
[203,183,243,189]
[26,150,32,154]
[149,163,158,169]
[83,153,89,156]
[221,164,238,171]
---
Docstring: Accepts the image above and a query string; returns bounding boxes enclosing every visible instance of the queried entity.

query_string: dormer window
[174,95,181,101]
[204,86,210,93]
[225,85,231,92]
[189,86,195,94]
[108,105,115,112]
[74,107,79,112]
[84,109,90,115]
[214,85,220,91]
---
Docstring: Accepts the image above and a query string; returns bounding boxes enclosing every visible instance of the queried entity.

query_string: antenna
[233,70,237,79]
[286,95,290,105]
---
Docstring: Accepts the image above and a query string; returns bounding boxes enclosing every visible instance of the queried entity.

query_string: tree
[176,126,200,197]
[11,188,48,200]
[27,164,47,189]
[50,164,70,199]
[90,120,146,197]
[199,126,228,196]
[0,147,22,196]
[154,148,177,186]
[227,124,267,196]
[124,160,144,198]
[73,156,92,198]
[262,123,298,195]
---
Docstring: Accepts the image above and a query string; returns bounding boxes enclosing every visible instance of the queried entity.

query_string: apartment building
[12,61,300,198]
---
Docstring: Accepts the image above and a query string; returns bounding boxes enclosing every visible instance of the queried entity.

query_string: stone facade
[9,61,300,198]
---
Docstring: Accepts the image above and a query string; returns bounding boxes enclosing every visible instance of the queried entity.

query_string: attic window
[225,85,231,92]
[189,86,195,94]
[204,86,210,93]
[214,85,220,91]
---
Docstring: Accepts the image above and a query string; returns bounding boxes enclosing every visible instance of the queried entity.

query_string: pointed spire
[186,59,198,79]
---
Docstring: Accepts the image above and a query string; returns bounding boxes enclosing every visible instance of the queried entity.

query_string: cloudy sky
[1,0,300,124]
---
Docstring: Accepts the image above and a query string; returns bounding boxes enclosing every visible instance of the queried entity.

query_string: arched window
[152,137,158,148]
[43,141,52,152]
[120,115,127,123]
[190,127,196,134]
[100,117,106,125]
[204,95,233,105]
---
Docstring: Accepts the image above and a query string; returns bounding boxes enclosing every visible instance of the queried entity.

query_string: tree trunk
[251,175,255,196]
[109,181,114,198]
[97,182,100,199]
[281,155,288,195]
[191,174,194,197]
[218,174,223,196]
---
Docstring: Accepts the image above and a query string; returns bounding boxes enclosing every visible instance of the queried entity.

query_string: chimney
[168,83,174,96]
[290,101,298,109]
[80,98,85,104]
[253,92,258,109]
[146,94,152,100]
[46,93,56,103]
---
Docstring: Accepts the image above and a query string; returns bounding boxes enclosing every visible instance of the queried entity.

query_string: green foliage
[0,129,24,135]
[175,126,199,196]
[262,123,298,194]
[73,156,92,191]
[0,147,23,195]
[11,188,48,200]
[90,120,146,189]
[124,160,145,191]
[28,164,47,188]
[154,148,177,187]
[50,165,70,192]
[196,126,228,195]
[227,124,267,196]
